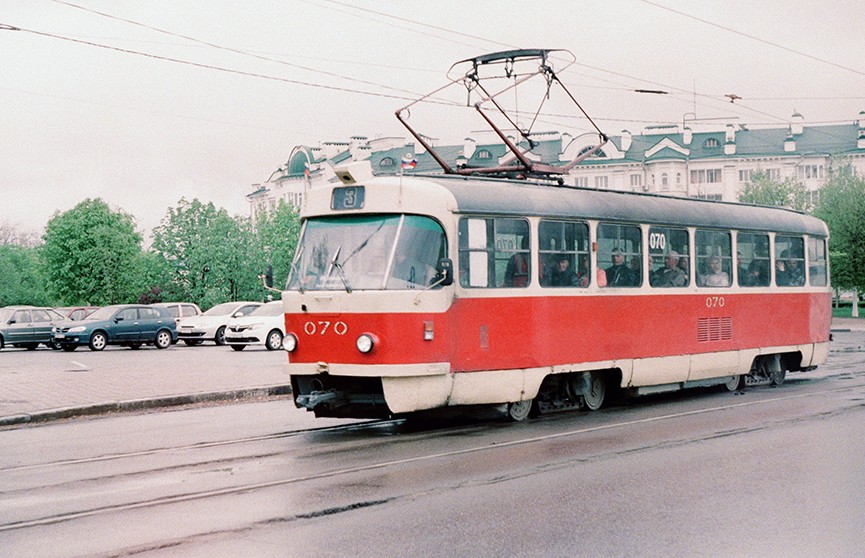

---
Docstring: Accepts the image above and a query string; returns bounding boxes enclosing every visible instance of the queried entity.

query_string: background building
[248,111,865,217]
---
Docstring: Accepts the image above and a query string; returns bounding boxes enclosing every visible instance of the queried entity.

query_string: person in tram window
[629,255,642,285]
[775,252,790,286]
[699,256,729,287]
[550,255,582,287]
[651,250,687,287]
[783,250,805,286]
[736,252,749,286]
[605,248,634,287]
[504,237,530,287]
[745,259,768,286]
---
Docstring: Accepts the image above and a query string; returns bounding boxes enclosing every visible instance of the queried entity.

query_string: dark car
[0,306,66,350]
[52,304,178,351]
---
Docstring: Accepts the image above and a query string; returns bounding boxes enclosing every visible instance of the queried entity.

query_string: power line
[47,0,431,100]
[640,0,865,78]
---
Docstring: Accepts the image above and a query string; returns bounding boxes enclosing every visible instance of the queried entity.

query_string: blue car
[52,304,178,351]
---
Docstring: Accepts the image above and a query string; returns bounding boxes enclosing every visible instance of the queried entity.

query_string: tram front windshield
[287,214,446,291]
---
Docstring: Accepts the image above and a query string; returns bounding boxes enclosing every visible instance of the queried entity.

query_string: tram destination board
[331,186,365,210]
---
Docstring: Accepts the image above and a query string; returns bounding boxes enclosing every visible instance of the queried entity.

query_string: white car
[177,301,262,346]
[225,301,285,351]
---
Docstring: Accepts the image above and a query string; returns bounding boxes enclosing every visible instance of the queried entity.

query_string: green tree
[151,198,261,309]
[813,163,865,306]
[0,244,53,306]
[41,198,144,305]
[254,200,301,290]
[737,170,808,211]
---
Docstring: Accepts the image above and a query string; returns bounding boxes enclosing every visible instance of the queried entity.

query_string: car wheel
[155,329,172,349]
[230,344,246,351]
[0,336,3,350]
[48,340,62,350]
[265,330,284,351]
[183,340,203,346]
[214,326,227,346]
[88,331,107,351]
[128,342,143,350]
[62,345,77,352]
[25,343,39,351]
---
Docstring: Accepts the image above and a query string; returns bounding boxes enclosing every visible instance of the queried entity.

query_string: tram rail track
[3,380,864,534]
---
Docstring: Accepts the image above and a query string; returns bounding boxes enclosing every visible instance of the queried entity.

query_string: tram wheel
[580,372,606,411]
[506,400,534,422]
[770,368,786,386]
[724,375,744,392]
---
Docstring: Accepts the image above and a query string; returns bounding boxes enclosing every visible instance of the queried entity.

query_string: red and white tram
[281,175,830,420]
[280,50,831,420]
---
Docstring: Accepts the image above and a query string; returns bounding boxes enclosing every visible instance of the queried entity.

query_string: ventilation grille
[697,317,733,342]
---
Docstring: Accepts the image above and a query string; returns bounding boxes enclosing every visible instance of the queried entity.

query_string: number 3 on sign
[705,296,725,308]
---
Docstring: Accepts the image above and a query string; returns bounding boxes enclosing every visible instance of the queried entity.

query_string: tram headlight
[283,333,298,353]
[356,333,375,354]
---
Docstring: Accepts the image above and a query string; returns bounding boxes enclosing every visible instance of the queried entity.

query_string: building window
[690,169,722,184]
[703,138,720,148]
[738,169,753,183]
[476,149,492,160]
[574,177,588,187]
[661,173,669,190]
[630,174,642,188]
[379,157,395,168]
[594,176,608,189]
[692,193,723,201]
[676,173,682,185]
[767,168,781,180]
[797,164,824,180]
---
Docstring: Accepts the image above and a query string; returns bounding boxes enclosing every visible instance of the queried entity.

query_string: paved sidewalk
[1,318,862,427]
[0,347,292,427]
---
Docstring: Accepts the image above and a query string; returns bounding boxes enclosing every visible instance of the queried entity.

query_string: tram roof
[424,175,828,236]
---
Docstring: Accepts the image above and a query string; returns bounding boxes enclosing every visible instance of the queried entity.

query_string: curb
[0,384,292,427]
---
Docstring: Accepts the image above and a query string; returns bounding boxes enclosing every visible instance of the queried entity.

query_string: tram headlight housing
[283,333,298,353]
[356,333,376,354]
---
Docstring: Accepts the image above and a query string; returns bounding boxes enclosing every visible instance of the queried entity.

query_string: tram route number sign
[331,186,365,210]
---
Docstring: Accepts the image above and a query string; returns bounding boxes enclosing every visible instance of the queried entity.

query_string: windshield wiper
[325,246,352,293]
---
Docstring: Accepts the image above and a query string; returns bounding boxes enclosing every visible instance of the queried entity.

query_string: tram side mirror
[436,258,454,286]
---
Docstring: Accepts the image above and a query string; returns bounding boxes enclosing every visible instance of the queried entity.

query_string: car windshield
[85,306,119,321]
[203,303,239,316]
[250,302,284,317]
[287,214,446,291]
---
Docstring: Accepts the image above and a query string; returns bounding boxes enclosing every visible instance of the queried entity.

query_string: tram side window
[458,217,530,288]
[648,227,690,288]
[737,232,770,287]
[775,235,805,286]
[539,220,590,288]
[597,223,642,287]
[808,237,828,286]
[695,230,732,288]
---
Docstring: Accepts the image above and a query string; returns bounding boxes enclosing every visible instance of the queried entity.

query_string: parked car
[154,302,202,324]
[225,301,285,351]
[0,306,66,350]
[54,306,100,321]
[176,301,262,346]
[51,304,178,351]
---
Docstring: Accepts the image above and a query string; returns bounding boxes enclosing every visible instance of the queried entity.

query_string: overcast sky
[2,0,863,239]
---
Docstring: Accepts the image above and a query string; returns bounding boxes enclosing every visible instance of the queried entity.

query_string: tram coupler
[296,389,346,411]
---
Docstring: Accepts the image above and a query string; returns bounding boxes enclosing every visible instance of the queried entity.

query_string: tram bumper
[288,362,452,418]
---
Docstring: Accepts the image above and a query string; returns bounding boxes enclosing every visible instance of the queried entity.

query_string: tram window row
[457,217,828,290]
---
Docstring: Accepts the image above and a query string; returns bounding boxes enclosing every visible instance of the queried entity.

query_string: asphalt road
[1,334,864,557]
